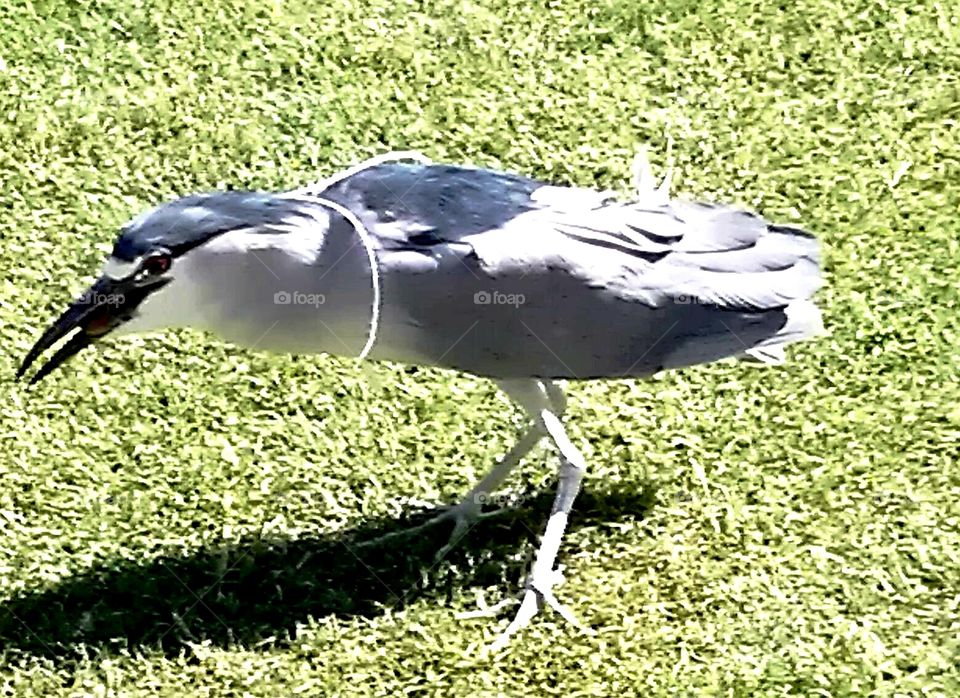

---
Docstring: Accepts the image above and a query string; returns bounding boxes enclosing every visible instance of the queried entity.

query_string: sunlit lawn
[1,0,958,695]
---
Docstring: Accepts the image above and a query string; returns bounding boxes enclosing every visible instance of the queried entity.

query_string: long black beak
[17,276,133,384]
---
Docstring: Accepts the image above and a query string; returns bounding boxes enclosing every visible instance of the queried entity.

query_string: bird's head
[17,191,329,384]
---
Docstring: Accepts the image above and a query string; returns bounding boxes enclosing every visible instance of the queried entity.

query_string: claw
[432,506,476,561]
[355,500,470,550]
[356,497,510,560]
[480,564,594,653]
[456,590,518,620]
[534,568,592,631]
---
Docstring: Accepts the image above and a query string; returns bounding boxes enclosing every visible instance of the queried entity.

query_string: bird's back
[310,162,823,379]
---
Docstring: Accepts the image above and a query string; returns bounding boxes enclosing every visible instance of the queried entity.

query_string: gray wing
[317,163,822,379]
[317,163,550,244]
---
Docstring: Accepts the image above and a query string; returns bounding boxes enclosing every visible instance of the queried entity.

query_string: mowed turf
[1,0,958,695]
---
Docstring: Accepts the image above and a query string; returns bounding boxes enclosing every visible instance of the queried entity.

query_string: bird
[17,149,823,650]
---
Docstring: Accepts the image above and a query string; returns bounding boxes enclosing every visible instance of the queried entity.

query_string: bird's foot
[464,564,594,653]
[490,565,594,652]
[455,589,519,620]
[357,496,509,561]
[428,498,506,562]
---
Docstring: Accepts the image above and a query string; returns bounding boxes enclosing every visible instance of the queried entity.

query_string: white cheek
[115,272,208,336]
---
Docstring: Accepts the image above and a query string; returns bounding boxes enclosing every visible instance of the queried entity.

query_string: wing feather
[318,161,822,314]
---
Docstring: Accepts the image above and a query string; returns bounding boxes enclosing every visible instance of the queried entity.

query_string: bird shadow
[0,485,655,661]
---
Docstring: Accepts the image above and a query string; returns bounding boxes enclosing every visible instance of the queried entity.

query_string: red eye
[142,254,171,276]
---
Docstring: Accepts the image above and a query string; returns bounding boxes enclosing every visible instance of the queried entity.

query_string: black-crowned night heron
[18,150,822,650]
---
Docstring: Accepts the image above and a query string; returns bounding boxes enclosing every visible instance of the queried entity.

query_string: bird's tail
[631,148,824,369]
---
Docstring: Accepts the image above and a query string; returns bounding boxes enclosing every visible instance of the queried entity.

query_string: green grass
[1,0,958,694]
